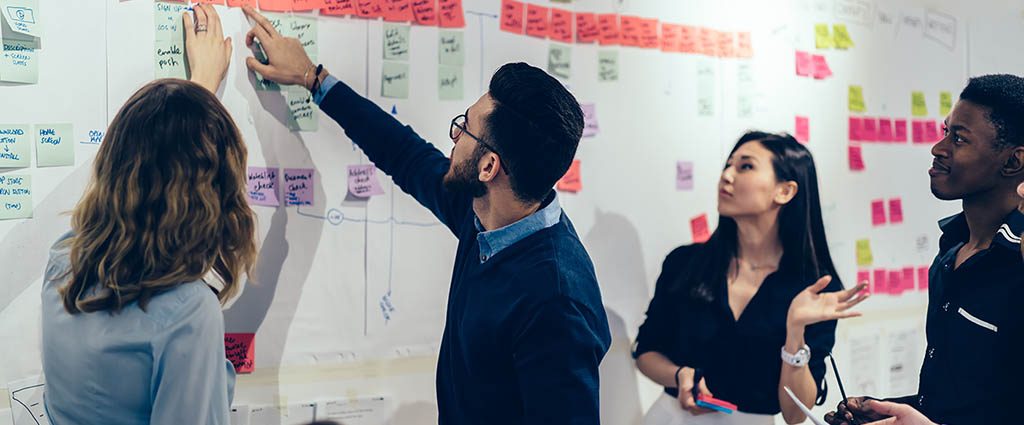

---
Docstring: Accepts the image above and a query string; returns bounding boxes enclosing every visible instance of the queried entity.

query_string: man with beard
[824,74,1024,425]
[239,7,611,425]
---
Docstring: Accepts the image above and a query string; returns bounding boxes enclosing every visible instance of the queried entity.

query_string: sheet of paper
[783,387,829,425]
[7,375,47,425]
[2,0,42,38]
[317,396,393,424]
[894,119,908,142]
[286,88,318,132]
[35,123,74,167]
[321,0,356,15]
[917,266,929,290]
[847,333,882,395]
[873,269,888,294]
[848,117,862,141]
[811,54,832,79]
[878,118,894,142]
[888,327,922,395]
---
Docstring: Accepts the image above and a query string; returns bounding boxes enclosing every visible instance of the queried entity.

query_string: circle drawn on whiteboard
[327,208,344,225]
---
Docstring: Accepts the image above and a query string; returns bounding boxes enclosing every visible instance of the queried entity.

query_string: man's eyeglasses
[450,114,501,155]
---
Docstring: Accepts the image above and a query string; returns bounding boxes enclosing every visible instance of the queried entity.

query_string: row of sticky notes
[246,167,315,206]
[1,0,42,84]
[556,159,582,193]
[849,117,942,144]
[163,0,466,27]
[857,266,929,296]
[814,23,855,50]
[499,0,753,58]
[871,198,903,226]
[795,50,832,79]
[0,173,32,220]
[0,123,75,168]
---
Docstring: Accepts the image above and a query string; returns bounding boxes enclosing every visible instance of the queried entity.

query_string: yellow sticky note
[856,239,873,267]
[912,91,928,117]
[833,24,854,49]
[814,24,833,49]
[848,85,866,113]
[939,91,953,116]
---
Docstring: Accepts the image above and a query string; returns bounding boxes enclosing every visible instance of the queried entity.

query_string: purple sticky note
[676,161,694,191]
[348,164,385,198]
[247,167,280,207]
[582,103,599,138]
[283,168,315,206]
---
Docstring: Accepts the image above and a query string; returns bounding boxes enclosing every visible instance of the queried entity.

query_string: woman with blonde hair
[41,6,254,424]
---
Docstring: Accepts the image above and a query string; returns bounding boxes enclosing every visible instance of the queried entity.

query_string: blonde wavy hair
[60,79,257,313]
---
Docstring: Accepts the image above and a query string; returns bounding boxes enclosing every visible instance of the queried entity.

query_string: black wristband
[311,64,324,93]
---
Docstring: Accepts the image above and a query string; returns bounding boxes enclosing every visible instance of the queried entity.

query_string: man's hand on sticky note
[184,4,233,93]
[675,367,716,416]
[242,6,321,90]
[824,397,889,425]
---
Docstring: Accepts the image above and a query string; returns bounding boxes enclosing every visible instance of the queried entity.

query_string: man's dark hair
[959,74,1024,148]
[485,62,584,203]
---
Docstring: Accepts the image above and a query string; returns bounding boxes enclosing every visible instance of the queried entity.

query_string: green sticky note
[697,60,715,117]
[856,239,873,267]
[0,124,31,168]
[2,0,42,39]
[283,16,318,57]
[381,61,410,99]
[154,2,187,42]
[0,39,38,83]
[252,44,280,91]
[438,64,463,101]
[285,88,318,132]
[0,173,32,220]
[939,91,953,116]
[438,30,464,66]
[814,23,833,49]
[848,85,866,112]
[912,91,928,117]
[35,123,74,167]
[598,50,618,82]
[547,44,571,80]
[154,39,187,79]
[833,24,854,49]
[383,23,411,61]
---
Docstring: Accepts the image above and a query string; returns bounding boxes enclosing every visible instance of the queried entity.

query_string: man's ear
[478,152,501,183]
[1002,146,1024,177]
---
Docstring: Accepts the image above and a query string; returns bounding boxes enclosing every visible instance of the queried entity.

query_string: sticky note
[917,266,929,290]
[861,117,878,142]
[901,267,915,292]
[871,199,886,226]
[848,144,864,171]
[437,0,464,28]
[524,4,549,38]
[814,23,833,49]
[912,120,924,143]
[228,0,260,7]
[597,50,618,82]
[575,13,599,43]
[848,117,863,141]
[286,89,318,132]
[381,61,410,99]
[438,30,463,66]
[35,124,74,167]
[848,85,866,112]
[411,0,437,25]
[383,23,411,60]
[0,124,30,168]
[690,214,711,243]
[660,23,682,52]
[259,0,292,11]
[355,0,383,18]
[939,91,953,116]
[833,24,854,49]
[872,269,888,295]
[154,39,187,79]
[888,270,903,295]
[888,198,903,224]
[549,8,573,43]
[736,31,753,58]
[911,91,928,117]
[618,16,641,47]
[811,54,832,79]
[795,116,810,143]
[224,333,255,373]
[894,119,908,142]
[698,27,718,56]
[293,0,327,11]
[347,164,385,197]
[795,51,812,77]
[0,174,31,220]
[1,0,42,38]
[283,168,315,206]
[597,14,619,45]
[856,239,873,267]
[322,0,356,15]
[716,31,736,58]
[499,0,524,34]
[856,270,871,292]
[382,0,413,22]
[438,64,463,100]
[923,120,939,143]
[679,25,698,53]
[547,44,571,80]
[579,103,599,138]
[878,118,894,142]
[696,61,715,116]
[676,161,694,191]
[556,159,581,193]
[247,167,280,207]
[639,18,660,49]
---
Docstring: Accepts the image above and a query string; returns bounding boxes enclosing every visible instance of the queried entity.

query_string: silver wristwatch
[781,344,811,367]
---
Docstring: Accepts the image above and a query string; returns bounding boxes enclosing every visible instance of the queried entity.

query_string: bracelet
[302,64,316,91]
[674,366,684,389]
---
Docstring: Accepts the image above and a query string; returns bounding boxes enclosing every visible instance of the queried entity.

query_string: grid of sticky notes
[156,0,466,26]
[246,166,316,206]
[1,0,42,84]
[1,123,76,220]
[846,86,951,171]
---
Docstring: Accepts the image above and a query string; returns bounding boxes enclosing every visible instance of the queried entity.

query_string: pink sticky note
[894,119,908,142]
[873,269,888,294]
[902,266,915,292]
[699,27,718,56]
[348,164,385,198]
[597,14,620,45]
[575,13,599,44]
[878,118,894,142]
[848,116,863,141]
[322,0,356,15]
[811,54,832,79]
[499,0,524,34]
[871,199,886,226]
[549,8,574,43]
[639,18,660,49]
[888,270,903,295]
[862,117,878,142]
[293,0,328,11]
[888,198,904,224]
[736,31,753,58]
[283,168,315,206]
[912,120,925,143]
[259,0,292,11]
[795,116,810,143]
[437,0,464,27]
[524,4,550,38]
[848,144,865,171]
[691,214,711,243]
[411,0,437,25]
[717,31,736,58]
[917,266,929,290]
[660,23,682,52]
[618,15,642,47]
[679,25,698,53]
[556,159,582,193]
[924,120,940,143]
[382,0,414,21]
[247,167,280,207]
[676,161,694,191]
[225,333,255,374]
[856,270,872,293]
[581,103,599,138]
[795,51,813,77]
[227,0,258,6]
[355,0,383,18]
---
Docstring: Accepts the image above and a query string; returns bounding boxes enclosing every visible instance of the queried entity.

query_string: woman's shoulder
[663,243,707,267]
[43,231,76,290]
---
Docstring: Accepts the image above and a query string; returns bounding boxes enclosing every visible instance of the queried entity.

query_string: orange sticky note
[227,0,258,6]
[549,8,573,43]
[639,18,660,49]
[871,199,886,226]
[618,16,642,47]
[660,23,682,52]
[322,0,356,15]
[575,13,599,43]
[524,4,549,38]
[679,25,698,53]
[499,0,524,34]
[888,198,903,224]
[698,27,718,56]
[556,159,582,193]
[437,0,465,28]
[382,0,413,21]
[411,0,437,25]
[795,116,810,143]
[225,333,256,374]
[259,0,291,11]
[292,0,327,11]
[717,31,736,57]
[848,144,864,171]
[736,31,753,58]
[355,0,383,18]
[690,214,711,243]
[597,14,619,45]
